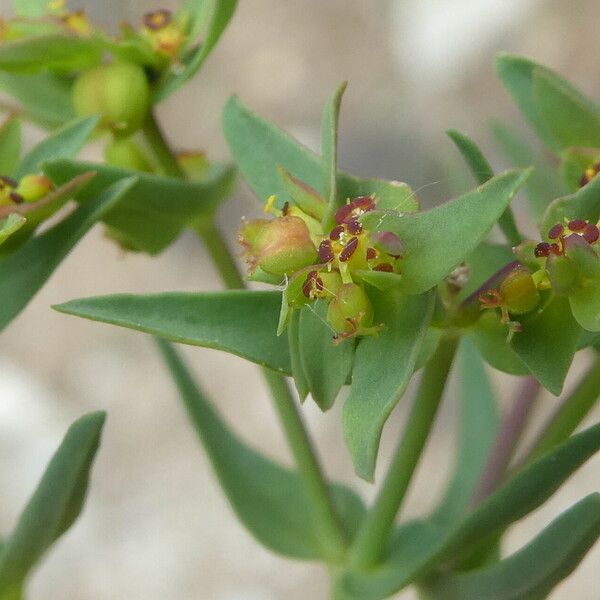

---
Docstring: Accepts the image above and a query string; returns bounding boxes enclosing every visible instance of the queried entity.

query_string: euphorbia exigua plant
[0,1,599,598]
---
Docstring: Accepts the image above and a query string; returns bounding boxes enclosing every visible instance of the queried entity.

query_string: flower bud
[327,283,374,335]
[104,137,153,172]
[498,266,540,315]
[14,174,54,202]
[72,62,150,136]
[241,216,317,276]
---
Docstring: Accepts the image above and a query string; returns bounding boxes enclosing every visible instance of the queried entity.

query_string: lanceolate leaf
[432,340,500,526]
[361,170,530,295]
[0,214,26,247]
[17,116,98,178]
[510,297,581,395]
[153,0,239,103]
[55,291,292,374]
[0,71,75,128]
[321,81,347,228]
[157,340,366,559]
[0,177,135,331]
[0,115,21,176]
[343,290,434,481]
[222,95,418,212]
[0,412,106,595]
[340,423,600,600]
[569,282,600,332]
[13,0,50,18]
[43,159,236,254]
[422,494,600,600]
[298,301,354,411]
[288,309,310,401]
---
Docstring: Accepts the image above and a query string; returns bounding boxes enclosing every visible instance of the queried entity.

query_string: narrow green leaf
[0,177,135,331]
[340,423,600,599]
[0,35,102,73]
[43,159,236,254]
[491,121,565,221]
[298,301,354,411]
[432,339,500,526]
[321,81,347,228]
[277,165,325,220]
[0,412,106,594]
[423,494,600,600]
[55,291,292,374]
[0,71,75,128]
[153,0,239,103]
[361,170,530,295]
[288,309,310,401]
[222,95,419,212]
[0,214,26,247]
[343,290,434,481]
[541,168,600,238]
[17,116,98,179]
[533,68,600,150]
[157,339,366,559]
[0,116,21,176]
[447,130,521,245]
[496,54,560,151]
[510,297,581,395]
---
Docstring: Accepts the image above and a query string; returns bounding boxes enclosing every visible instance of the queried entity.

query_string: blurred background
[0,0,599,598]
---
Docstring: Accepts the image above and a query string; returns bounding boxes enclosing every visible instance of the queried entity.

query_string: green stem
[141,111,186,178]
[143,113,347,561]
[349,337,458,568]
[524,357,600,463]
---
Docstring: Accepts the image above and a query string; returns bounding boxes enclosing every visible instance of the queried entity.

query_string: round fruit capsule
[498,267,540,315]
[326,283,374,334]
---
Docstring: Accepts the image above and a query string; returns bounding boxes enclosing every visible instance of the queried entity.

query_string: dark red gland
[335,196,376,224]
[339,236,359,262]
[534,242,551,257]
[583,223,600,244]
[9,192,23,204]
[373,263,393,272]
[144,9,172,30]
[329,225,344,241]
[302,271,323,298]
[366,247,378,260]
[318,240,335,262]
[282,201,290,215]
[568,219,587,232]
[0,176,17,188]
[548,223,564,239]
[346,218,363,234]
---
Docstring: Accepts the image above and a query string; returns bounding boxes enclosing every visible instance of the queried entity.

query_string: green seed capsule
[327,283,374,334]
[499,266,540,315]
[72,62,150,136]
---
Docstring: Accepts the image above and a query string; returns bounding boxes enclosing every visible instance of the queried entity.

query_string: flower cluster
[239,190,405,341]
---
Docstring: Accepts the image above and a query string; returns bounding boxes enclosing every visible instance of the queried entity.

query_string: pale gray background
[0,1,599,598]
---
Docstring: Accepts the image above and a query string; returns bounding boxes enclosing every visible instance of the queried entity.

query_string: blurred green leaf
[0,35,102,73]
[321,81,346,228]
[0,115,21,176]
[534,68,600,150]
[432,340,500,526]
[343,290,434,481]
[157,339,366,559]
[55,291,292,374]
[541,168,600,238]
[222,95,419,212]
[0,214,26,246]
[340,423,600,599]
[570,282,600,332]
[17,116,98,179]
[298,300,354,411]
[422,493,600,600]
[361,170,529,295]
[43,159,236,254]
[511,297,581,395]
[13,0,49,18]
[0,412,106,595]
[0,177,135,331]
[491,121,565,221]
[0,71,75,128]
[154,0,239,103]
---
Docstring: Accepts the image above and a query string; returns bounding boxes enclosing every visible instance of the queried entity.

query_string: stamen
[583,223,600,244]
[548,223,564,239]
[339,237,359,262]
[318,240,334,262]
[568,219,586,232]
